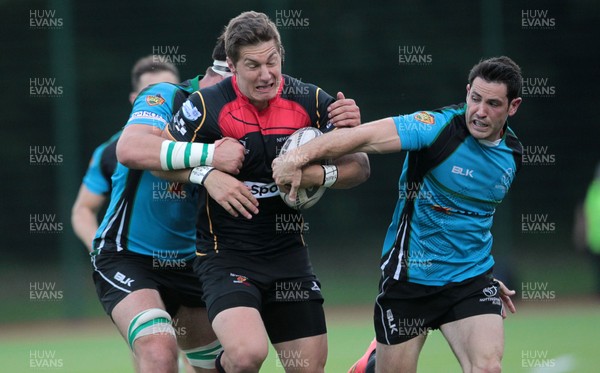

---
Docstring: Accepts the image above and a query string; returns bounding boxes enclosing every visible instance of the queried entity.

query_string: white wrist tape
[322,164,338,188]
[160,140,214,170]
[189,166,216,186]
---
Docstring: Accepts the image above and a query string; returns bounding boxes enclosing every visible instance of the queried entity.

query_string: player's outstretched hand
[212,137,245,175]
[204,170,258,219]
[327,92,361,128]
[495,279,517,319]
[272,154,302,202]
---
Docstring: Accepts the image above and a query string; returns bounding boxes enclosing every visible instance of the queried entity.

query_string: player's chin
[467,124,491,140]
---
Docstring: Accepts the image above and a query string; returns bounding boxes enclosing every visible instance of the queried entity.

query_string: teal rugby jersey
[93,77,201,260]
[381,104,522,286]
[82,131,121,196]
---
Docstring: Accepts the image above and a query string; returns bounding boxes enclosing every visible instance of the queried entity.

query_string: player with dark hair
[72,56,180,253]
[91,36,244,373]
[273,56,523,373]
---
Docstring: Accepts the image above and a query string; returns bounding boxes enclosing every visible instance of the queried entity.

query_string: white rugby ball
[278,127,327,210]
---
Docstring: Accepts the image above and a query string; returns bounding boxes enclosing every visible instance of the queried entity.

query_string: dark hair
[224,11,284,64]
[212,32,227,61]
[130,55,179,92]
[468,56,523,102]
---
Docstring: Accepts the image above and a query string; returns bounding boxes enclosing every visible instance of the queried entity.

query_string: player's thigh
[111,288,166,339]
[375,335,427,373]
[273,334,327,373]
[211,306,269,359]
[174,306,216,350]
[440,314,504,370]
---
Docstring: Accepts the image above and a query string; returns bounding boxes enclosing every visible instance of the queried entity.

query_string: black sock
[365,349,376,373]
[215,351,227,373]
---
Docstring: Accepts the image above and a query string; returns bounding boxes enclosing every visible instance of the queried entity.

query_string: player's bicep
[167,92,206,142]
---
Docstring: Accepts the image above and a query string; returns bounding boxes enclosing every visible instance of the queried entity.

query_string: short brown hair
[130,55,180,92]
[468,56,523,102]
[224,11,284,64]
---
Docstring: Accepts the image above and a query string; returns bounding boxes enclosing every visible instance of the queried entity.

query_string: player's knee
[183,340,223,370]
[223,342,267,372]
[134,336,179,373]
[471,355,502,373]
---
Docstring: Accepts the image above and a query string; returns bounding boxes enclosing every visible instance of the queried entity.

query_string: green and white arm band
[160,140,215,170]
[189,166,216,186]
[322,164,338,188]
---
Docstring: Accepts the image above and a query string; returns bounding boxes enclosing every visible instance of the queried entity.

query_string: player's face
[229,40,282,110]
[465,77,521,141]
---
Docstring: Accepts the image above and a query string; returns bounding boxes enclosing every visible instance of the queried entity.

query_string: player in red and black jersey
[159,11,370,373]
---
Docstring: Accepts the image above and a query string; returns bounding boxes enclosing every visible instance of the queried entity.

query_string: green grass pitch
[1,302,598,372]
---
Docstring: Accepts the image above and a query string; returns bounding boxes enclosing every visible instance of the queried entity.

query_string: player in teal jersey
[273,56,523,373]
[72,56,179,253]
[92,37,243,373]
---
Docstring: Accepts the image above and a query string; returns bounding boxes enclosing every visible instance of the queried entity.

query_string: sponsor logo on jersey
[451,165,474,178]
[128,111,168,125]
[414,111,435,125]
[181,100,201,121]
[145,94,165,106]
[244,181,280,198]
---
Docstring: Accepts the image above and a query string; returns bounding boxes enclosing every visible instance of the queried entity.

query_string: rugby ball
[278,127,327,210]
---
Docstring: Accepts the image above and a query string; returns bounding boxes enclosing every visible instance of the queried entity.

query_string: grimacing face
[227,40,282,110]
[465,77,522,142]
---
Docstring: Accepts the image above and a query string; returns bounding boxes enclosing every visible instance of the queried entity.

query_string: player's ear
[226,57,235,74]
[508,97,522,117]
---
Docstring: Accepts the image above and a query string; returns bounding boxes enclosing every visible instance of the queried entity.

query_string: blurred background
[1,0,599,370]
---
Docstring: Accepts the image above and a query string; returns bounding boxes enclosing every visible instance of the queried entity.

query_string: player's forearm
[116,129,165,170]
[71,207,97,253]
[298,127,368,167]
[297,153,369,189]
[330,153,370,189]
[151,169,192,184]
[300,118,400,165]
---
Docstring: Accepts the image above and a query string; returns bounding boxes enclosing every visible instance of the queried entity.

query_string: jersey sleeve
[166,90,221,143]
[82,145,111,195]
[125,83,178,131]
[314,86,336,133]
[393,107,463,151]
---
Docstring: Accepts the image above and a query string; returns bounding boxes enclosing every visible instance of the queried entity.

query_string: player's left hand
[495,278,517,319]
[327,92,361,128]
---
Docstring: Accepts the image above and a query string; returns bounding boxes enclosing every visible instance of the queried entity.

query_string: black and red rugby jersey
[167,74,336,256]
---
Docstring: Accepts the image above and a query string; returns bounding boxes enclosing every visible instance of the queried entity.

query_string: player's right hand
[495,279,517,319]
[212,137,245,174]
[203,170,259,219]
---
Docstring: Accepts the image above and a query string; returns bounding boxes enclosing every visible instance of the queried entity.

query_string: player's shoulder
[193,76,236,110]
[504,126,522,153]
[426,103,466,125]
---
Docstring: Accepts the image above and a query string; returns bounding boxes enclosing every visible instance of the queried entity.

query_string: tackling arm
[273,117,399,199]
